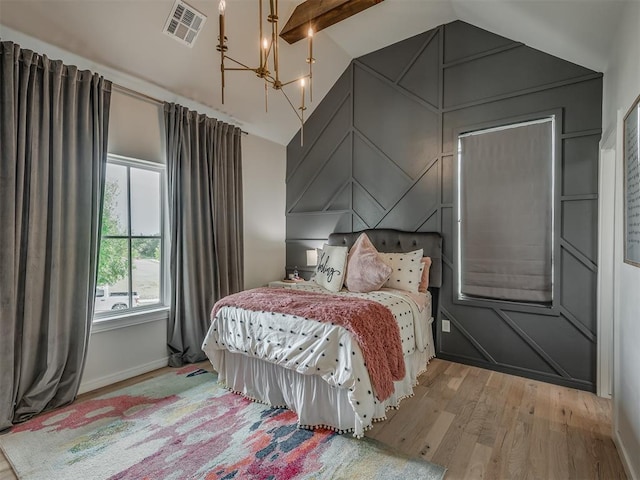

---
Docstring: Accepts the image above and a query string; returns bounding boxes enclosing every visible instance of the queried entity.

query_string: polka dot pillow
[379,249,424,293]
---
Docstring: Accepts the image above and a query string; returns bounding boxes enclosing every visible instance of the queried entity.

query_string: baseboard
[436,352,595,392]
[614,428,639,480]
[78,357,169,395]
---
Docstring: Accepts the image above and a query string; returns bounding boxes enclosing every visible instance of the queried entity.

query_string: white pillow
[314,244,348,292]
[380,249,424,293]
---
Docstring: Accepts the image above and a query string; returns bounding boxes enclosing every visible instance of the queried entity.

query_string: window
[456,117,555,304]
[95,155,166,318]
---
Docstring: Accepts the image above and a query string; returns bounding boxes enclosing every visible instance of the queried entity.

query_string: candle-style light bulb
[300,77,306,146]
[307,27,314,103]
[218,1,226,43]
[262,37,269,70]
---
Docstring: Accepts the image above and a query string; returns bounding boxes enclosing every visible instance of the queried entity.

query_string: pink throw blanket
[211,287,406,401]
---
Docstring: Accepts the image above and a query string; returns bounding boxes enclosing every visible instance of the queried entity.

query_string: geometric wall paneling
[443,21,514,64]
[353,65,440,179]
[334,213,354,235]
[287,68,352,176]
[508,310,596,386]
[377,158,440,230]
[443,45,594,109]
[359,30,434,83]
[441,301,559,377]
[412,197,440,234]
[548,79,603,132]
[286,20,603,391]
[326,182,352,211]
[440,308,489,363]
[353,133,413,210]
[440,207,454,261]
[418,210,439,233]
[353,182,387,227]
[561,199,598,261]
[560,248,597,335]
[562,135,600,196]
[290,134,352,213]
[286,211,350,240]
[489,308,570,378]
[441,77,603,153]
[352,214,368,233]
[286,99,351,211]
[441,155,454,204]
[559,306,597,345]
[397,29,440,109]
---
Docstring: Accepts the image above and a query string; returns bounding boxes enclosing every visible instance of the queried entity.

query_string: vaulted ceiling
[0,0,628,145]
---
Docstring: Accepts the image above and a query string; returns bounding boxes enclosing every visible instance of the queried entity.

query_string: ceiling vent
[163,0,207,48]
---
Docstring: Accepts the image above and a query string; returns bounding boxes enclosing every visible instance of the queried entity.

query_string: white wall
[602,3,640,479]
[80,90,170,394]
[81,313,169,394]
[242,134,287,289]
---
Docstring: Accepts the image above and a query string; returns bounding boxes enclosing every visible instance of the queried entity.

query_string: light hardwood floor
[0,359,627,479]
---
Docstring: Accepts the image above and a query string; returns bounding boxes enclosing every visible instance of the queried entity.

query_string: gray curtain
[0,42,111,431]
[164,103,243,367]
[459,119,553,303]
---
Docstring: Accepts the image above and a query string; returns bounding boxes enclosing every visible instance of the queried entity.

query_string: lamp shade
[306,249,318,266]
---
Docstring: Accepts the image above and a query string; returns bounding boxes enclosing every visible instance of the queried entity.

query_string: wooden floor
[0,359,627,479]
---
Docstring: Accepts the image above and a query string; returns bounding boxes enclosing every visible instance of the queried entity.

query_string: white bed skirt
[214,337,435,437]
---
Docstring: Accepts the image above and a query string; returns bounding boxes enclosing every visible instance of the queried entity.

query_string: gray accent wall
[285,21,602,392]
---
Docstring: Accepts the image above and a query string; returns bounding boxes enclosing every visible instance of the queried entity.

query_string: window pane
[95,157,166,320]
[130,168,161,236]
[103,164,129,236]
[96,238,131,312]
[132,238,161,308]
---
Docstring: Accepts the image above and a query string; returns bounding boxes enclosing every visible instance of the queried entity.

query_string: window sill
[452,295,558,316]
[92,307,169,333]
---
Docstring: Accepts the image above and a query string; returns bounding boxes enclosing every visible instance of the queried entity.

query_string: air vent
[163,0,207,48]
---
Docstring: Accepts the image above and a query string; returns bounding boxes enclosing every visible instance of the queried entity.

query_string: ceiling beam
[280,0,384,44]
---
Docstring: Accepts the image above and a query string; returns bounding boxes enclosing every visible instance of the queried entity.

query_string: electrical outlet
[442,319,451,333]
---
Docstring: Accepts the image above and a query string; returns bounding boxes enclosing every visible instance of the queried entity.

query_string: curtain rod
[112,83,162,106]
[112,83,248,135]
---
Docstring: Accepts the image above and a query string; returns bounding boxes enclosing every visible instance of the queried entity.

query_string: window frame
[93,153,169,323]
[452,109,562,315]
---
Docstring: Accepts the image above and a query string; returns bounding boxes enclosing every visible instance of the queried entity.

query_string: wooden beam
[280,0,384,44]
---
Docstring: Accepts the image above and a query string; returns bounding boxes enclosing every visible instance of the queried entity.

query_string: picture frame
[624,93,640,267]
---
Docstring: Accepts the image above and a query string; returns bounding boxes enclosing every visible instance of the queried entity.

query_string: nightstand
[268,280,307,288]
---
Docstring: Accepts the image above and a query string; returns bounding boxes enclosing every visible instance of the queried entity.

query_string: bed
[202,229,442,437]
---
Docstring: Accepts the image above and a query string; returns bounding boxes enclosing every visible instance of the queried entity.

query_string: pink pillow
[419,257,432,292]
[345,233,392,293]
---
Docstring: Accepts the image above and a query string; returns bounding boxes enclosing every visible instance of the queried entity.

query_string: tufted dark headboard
[327,229,443,289]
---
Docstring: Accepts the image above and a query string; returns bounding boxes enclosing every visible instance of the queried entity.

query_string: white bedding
[202,283,434,437]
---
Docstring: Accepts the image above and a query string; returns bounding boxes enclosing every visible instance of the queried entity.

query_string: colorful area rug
[0,366,446,480]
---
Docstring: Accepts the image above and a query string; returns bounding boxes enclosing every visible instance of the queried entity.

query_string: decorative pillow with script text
[314,244,348,292]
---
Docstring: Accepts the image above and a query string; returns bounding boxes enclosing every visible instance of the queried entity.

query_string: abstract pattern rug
[0,366,446,480]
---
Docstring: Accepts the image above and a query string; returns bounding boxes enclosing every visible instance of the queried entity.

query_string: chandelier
[217,0,314,144]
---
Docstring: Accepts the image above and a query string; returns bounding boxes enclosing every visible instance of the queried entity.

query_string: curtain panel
[164,103,243,367]
[0,41,111,430]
